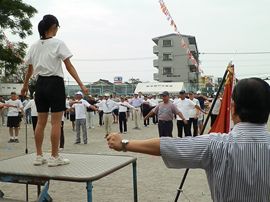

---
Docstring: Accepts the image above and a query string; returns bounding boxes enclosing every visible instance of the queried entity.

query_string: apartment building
[152,33,200,90]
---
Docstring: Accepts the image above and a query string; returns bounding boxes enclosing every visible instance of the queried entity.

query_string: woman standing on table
[21,14,88,167]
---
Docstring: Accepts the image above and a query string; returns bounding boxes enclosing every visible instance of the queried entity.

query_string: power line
[199,51,270,55]
[72,51,270,62]
[72,57,154,62]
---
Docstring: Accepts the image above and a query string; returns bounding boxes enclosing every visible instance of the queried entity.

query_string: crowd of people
[0,89,219,145]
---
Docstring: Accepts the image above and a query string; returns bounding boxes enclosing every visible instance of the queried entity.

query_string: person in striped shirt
[107,77,270,202]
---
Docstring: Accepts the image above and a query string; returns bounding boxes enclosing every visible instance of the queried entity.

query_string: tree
[0,0,37,82]
[128,77,142,84]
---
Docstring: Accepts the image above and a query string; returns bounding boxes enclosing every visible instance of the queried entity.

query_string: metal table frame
[0,153,138,202]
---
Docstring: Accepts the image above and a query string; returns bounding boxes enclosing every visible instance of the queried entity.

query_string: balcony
[153,59,159,67]
[153,45,159,55]
[153,73,159,81]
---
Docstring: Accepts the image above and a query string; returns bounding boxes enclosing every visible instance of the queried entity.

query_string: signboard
[114,76,123,84]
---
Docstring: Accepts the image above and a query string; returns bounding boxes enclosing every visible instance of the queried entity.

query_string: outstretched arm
[21,65,33,96]
[106,133,161,156]
[195,105,206,114]
[144,110,155,120]
[64,58,88,95]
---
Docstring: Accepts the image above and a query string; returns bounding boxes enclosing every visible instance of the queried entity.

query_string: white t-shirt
[118,101,135,112]
[72,99,91,119]
[96,100,104,111]
[150,98,159,107]
[24,99,37,117]
[189,98,200,118]
[99,99,118,113]
[173,98,195,120]
[6,99,23,117]
[25,38,73,78]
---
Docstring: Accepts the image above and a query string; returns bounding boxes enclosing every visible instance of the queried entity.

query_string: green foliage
[0,0,37,82]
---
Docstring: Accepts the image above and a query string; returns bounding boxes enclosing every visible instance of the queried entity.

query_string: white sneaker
[33,155,47,166]
[48,155,70,167]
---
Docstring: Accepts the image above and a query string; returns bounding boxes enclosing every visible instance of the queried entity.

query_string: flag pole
[174,67,230,202]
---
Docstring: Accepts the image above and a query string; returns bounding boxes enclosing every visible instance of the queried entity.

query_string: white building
[152,33,200,91]
[0,83,24,96]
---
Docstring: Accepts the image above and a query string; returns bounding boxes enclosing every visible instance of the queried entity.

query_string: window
[188,37,196,45]
[163,67,172,75]
[189,65,197,72]
[163,53,173,61]
[163,40,172,47]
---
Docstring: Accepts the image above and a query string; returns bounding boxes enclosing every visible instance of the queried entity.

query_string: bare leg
[14,127,19,137]
[35,113,48,156]
[50,111,63,157]
[72,121,75,130]
[9,127,13,138]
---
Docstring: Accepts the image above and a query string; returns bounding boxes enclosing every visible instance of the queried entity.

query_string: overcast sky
[13,0,270,83]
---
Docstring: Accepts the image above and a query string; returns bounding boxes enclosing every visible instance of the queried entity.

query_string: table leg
[37,184,41,197]
[132,161,138,202]
[86,181,93,202]
[0,190,4,198]
[26,183,29,201]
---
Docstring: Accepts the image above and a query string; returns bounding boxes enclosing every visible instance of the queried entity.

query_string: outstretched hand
[80,85,89,95]
[21,86,28,97]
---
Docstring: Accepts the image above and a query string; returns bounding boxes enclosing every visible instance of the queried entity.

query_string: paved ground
[0,115,269,202]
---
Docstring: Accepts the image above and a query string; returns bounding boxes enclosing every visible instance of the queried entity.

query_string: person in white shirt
[173,90,203,138]
[23,92,38,132]
[96,96,104,127]
[6,92,23,143]
[21,14,88,167]
[118,97,136,133]
[150,94,159,124]
[111,93,120,124]
[188,91,200,137]
[129,93,143,129]
[71,91,96,144]
[22,96,31,124]
[211,92,222,126]
[86,95,97,129]
[98,93,119,137]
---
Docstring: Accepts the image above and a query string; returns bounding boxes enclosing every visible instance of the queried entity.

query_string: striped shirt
[160,122,270,202]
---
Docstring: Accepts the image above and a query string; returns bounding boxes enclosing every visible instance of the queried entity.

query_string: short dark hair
[11,92,16,95]
[232,78,270,124]
[38,14,59,39]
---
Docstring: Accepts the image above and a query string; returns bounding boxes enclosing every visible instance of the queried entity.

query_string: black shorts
[7,116,20,128]
[70,113,75,122]
[35,76,66,113]
[113,109,119,115]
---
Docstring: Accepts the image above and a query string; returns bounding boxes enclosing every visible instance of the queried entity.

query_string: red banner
[209,65,234,133]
